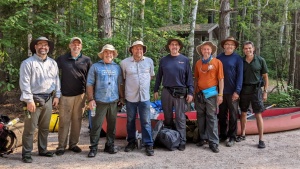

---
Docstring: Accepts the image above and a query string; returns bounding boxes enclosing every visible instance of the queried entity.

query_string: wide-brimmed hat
[70,37,82,44]
[221,36,239,49]
[30,37,54,54]
[129,40,147,54]
[165,38,184,52]
[98,44,118,59]
[196,41,217,56]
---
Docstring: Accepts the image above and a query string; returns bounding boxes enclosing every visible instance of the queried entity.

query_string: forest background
[1,0,300,107]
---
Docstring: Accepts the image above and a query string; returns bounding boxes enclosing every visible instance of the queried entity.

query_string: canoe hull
[102,107,300,138]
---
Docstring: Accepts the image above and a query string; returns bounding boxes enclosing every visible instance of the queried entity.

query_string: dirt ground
[1,91,300,169]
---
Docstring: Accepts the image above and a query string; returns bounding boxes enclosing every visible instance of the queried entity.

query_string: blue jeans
[126,100,153,146]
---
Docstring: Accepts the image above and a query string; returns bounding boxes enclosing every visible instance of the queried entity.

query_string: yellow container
[49,113,59,132]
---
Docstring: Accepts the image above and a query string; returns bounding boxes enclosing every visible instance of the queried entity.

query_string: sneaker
[55,150,65,156]
[209,144,219,153]
[196,140,205,147]
[258,140,266,149]
[104,144,118,154]
[88,149,97,158]
[235,135,246,142]
[178,144,186,151]
[69,146,82,153]
[145,146,154,156]
[124,142,136,152]
[39,151,54,157]
[22,156,33,163]
[226,138,235,147]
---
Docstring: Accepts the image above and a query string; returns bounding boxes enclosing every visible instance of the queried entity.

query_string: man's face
[69,40,82,55]
[102,50,114,63]
[243,44,255,56]
[223,41,236,54]
[132,45,144,59]
[35,40,49,55]
[168,41,181,54]
[200,45,212,58]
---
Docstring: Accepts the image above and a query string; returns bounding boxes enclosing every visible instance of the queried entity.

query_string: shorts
[239,88,265,113]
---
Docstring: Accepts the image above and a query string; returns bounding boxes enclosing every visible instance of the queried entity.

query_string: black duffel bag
[166,87,187,98]
[32,94,51,107]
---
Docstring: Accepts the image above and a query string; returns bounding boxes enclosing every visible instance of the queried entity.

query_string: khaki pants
[22,98,53,156]
[57,94,86,150]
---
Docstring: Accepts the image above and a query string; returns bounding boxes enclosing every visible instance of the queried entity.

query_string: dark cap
[165,38,184,52]
[30,37,54,54]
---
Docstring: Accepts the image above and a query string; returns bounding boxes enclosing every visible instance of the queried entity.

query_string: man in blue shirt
[216,36,243,147]
[86,44,124,157]
[154,38,194,151]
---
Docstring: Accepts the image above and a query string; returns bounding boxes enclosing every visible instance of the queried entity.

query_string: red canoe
[102,107,300,138]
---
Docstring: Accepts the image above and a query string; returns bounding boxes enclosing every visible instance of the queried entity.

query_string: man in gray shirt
[19,37,61,163]
[120,40,155,156]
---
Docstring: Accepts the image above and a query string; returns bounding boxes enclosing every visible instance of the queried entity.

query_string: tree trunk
[255,0,261,56]
[230,0,238,38]
[188,0,198,68]
[168,0,172,25]
[28,2,33,56]
[293,10,300,88]
[97,0,112,39]
[218,0,231,53]
[179,0,185,24]
[140,0,145,40]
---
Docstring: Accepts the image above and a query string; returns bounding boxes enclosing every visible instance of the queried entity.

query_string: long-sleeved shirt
[19,54,61,103]
[154,54,194,95]
[216,52,243,95]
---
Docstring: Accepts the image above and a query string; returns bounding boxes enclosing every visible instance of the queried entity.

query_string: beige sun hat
[196,41,217,56]
[70,37,82,44]
[98,44,118,59]
[129,40,147,54]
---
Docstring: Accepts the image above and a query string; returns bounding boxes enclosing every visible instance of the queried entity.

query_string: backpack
[157,128,180,151]
[0,115,17,156]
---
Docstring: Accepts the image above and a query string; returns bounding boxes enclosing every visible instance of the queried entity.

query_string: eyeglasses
[36,43,49,48]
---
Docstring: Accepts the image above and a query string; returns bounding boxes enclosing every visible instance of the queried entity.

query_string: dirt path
[1,119,300,169]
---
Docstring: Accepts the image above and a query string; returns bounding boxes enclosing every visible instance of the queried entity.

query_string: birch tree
[188,0,198,66]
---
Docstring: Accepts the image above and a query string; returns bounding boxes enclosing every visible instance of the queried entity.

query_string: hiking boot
[236,135,246,142]
[226,138,235,147]
[55,150,65,156]
[88,149,97,158]
[145,146,154,156]
[124,142,136,152]
[69,146,82,153]
[178,144,186,151]
[22,156,33,163]
[209,144,219,153]
[196,140,205,147]
[39,151,54,157]
[104,144,118,154]
[258,140,266,149]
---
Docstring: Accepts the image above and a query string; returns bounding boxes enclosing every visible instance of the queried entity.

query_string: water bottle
[91,103,96,117]
[7,118,20,127]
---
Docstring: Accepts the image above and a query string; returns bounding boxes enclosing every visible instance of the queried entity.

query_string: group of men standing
[19,35,268,163]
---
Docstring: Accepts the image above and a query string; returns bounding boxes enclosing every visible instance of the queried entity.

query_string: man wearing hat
[194,41,224,153]
[120,40,155,156]
[86,44,123,157]
[55,37,92,156]
[20,37,61,163]
[154,38,194,151]
[216,36,243,147]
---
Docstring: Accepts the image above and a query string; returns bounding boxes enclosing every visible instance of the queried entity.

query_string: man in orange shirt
[194,41,224,153]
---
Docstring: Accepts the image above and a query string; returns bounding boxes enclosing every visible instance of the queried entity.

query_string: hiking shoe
[236,135,246,142]
[55,150,65,156]
[69,146,82,153]
[196,140,205,147]
[22,156,33,163]
[178,144,186,151]
[104,145,118,154]
[124,142,136,152]
[258,140,266,149]
[145,146,154,156]
[88,149,97,158]
[39,151,54,157]
[226,138,235,147]
[209,144,219,153]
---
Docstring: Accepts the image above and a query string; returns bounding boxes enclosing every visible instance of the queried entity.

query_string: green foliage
[0,51,18,92]
[267,86,300,107]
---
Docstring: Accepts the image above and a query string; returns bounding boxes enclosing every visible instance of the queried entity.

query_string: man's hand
[186,95,193,103]
[154,92,159,100]
[232,92,239,101]
[263,92,267,102]
[27,102,36,113]
[217,96,223,105]
[53,97,59,107]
